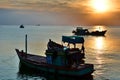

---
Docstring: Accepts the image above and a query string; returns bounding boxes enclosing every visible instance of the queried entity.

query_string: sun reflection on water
[95,37,104,50]
[94,37,106,75]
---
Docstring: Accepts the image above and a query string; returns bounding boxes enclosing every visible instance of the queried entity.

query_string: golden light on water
[89,0,111,13]
[95,37,104,50]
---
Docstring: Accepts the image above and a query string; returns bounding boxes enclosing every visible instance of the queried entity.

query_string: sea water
[0,25,120,80]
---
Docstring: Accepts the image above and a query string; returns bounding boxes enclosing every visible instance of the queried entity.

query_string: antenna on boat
[25,34,27,54]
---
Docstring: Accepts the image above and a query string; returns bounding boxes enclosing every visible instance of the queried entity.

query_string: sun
[90,0,110,13]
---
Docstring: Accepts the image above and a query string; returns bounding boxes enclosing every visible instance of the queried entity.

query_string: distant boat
[20,25,24,28]
[36,24,40,26]
[72,27,107,36]
[15,35,94,77]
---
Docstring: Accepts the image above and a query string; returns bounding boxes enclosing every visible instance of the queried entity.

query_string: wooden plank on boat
[27,54,46,63]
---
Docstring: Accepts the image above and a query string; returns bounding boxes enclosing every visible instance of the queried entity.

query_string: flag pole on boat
[25,34,27,55]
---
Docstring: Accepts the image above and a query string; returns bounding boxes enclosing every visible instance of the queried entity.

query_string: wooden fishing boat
[16,35,94,76]
[72,27,107,36]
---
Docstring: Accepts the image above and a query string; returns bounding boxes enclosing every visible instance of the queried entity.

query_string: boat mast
[25,34,27,54]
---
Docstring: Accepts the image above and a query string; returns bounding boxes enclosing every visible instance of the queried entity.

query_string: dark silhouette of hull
[72,27,107,36]
[20,25,24,28]
[15,49,94,77]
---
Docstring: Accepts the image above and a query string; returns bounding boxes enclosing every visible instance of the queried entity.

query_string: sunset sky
[0,0,120,26]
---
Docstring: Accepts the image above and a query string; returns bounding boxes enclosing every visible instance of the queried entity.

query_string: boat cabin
[73,27,89,35]
[45,36,85,67]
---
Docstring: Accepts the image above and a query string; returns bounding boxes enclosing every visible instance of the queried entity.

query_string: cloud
[0,0,120,25]
[0,8,71,25]
[0,0,120,13]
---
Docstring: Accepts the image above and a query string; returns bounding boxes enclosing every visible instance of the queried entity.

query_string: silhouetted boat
[15,35,94,77]
[72,27,107,36]
[36,24,40,26]
[20,25,24,28]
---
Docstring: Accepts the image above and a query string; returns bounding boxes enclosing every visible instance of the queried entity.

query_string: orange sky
[0,0,120,26]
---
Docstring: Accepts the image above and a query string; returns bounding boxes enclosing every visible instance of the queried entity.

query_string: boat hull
[73,30,107,36]
[16,49,94,77]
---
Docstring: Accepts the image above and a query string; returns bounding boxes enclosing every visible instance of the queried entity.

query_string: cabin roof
[62,36,84,44]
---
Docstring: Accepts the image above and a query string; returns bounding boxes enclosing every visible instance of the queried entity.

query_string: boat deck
[26,54,47,64]
[26,54,92,70]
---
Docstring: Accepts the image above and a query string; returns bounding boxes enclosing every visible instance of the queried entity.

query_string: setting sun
[90,0,110,13]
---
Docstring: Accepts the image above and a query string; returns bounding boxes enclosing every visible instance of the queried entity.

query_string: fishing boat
[20,25,24,28]
[15,35,94,76]
[72,27,107,36]
[36,24,40,26]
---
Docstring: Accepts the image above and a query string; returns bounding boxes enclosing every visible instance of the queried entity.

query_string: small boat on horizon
[20,25,24,28]
[36,24,40,26]
[15,35,94,77]
[72,27,107,36]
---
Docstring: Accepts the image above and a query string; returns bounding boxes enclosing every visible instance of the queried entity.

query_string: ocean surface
[0,25,120,80]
